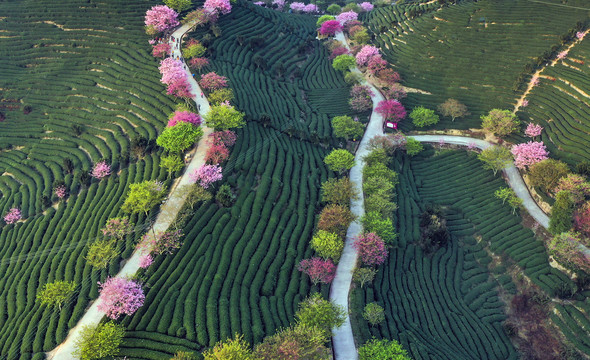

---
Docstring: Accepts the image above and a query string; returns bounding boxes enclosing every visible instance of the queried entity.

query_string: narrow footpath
[48,22,210,359]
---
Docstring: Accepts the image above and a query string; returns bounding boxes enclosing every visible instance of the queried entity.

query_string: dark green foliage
[215,184,235,207]
[549,191,574,235]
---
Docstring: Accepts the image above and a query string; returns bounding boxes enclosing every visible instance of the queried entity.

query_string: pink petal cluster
[97,277,145,320]
[189,57,209,71]
[199,72,228,92]
[353,232,388,266]
[205,143,230,164]
[254,1,265,5]
[384,83,407,100]
[356,45,380,67]
[54,185,67,199]
[101,217,133,239]
[524,122,543,138]
[554,174,590,204]
[272,0,285,10]
[349,85,374,111]
[303,3,319,13]
[140,230,184,255]
[336,10,358,26]
[151,43,171,58]
[577,31,585,40]
[557,51,568,60]
[320,20,342,36]
[139,254,153,269]
[359,2,374,11]
[167,78,193,98]
[521,99,529,107]
[149,39,156,45]
[203,0,232,16]
[167,111,202,127]
[210,130,237,147]
[297,257,336,284]
[467,141,477,150]
[330,47,349,60]
[91,161,111,179]
[290,2,306,12]
[375,99,406,122]
[159,58,193,98]
[144,5,180,33]
[511,141,548,169]
[190,164,223,189]
[532,77,540,86]
[3,208,21,224]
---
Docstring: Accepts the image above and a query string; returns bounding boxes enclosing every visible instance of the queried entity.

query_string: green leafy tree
[332,54,356,72]
[324,149,355,173]
[477,145,513,175]
[165,0,192,11]
[549,190,574,235]
[481,109,520,137]
[215,184,236,207]
[508,194,523,215]
[157,122,203,153]
[405,137,423,156]
[549,232,590,273]
[363,176,394,198]
[318,204,355,238]
[203,334,254,360]
[171,351,199,360]
[208,88,234,105]
[363,303,385,326]
[122,180,167,215]
[254,324,330,360]
[316,15,335,26]
[321,177,359,206]
[528,159,570,193]
[494,187,514,204]
[331,115,364,141]
[362,211,397,246]
[182,42,206,59]
[365,194,397,217]
[353,267,377,288]
[181,184,212,209]
[358,338,411,360]
[295,293,346,337]
[351,28,370,45]
[437,98,469,122]
[363,162,397,184]
[409,106,439,127]
[36,280,76,310]
[204,104,246,130]
[85,240,119,269]
[160,154,185,177]
[311,230,344,261]
[327,4,341,14]
[73,322,125,360]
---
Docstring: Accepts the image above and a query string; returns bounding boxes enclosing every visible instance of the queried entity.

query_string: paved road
[48,23,211,359]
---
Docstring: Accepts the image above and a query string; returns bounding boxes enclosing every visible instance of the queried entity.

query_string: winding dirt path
[47,23,211,359]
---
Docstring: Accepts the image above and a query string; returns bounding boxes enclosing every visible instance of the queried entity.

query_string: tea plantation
[0,0,172,357]
[364,0,589,130]
[351,149,590,359]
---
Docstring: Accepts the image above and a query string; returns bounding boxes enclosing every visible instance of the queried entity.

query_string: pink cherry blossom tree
[205,143,230,164]
[151,43,171,58]
[524,122,543,138]
[336,11,358,26]
[159,58,185,85]
[203,0,232,16]
[511,141,549,169]
[359,2,374,11]
[290,2,306,12]
[54,185,67,199]
[139,254,153,269]
[557,51,568,60]
[272,0,285,11]
[199,72,228,92]
[356,45,380,67]
[144,5,180,33]
[354,232,388,266]
[210,130,237,147]
[367,55,387,75]
[189,57,209,72]
[349,85,374,112]
[101,217,134,240]
[375,99,406,122]
[330,46,349,59]
[97,277,145,320]
[167,78,193,98]
[3,208,21,225]
[320,20,342,36]
[297,257,336,284]
[167,111,202,127]
[190,164,223,188]
[139,229,184,255]
[577,31,585,40]
[303,3,319,13]
[91,161,111,179]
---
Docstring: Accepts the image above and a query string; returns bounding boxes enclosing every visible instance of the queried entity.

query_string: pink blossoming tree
[102,217,134,240]
[272,0,285,11]
[97,277,145,320]
[144,5,179,33]
[336,11,358,26]
[205,143,230,164]
[54,185,67,199]
[577,31,585,40]
[190,164,223,188]
[167,111,202,127]
[356,45,380,67]
[367,55,387,75]
[140,229,184,255]
[557,51,568,60]
[511,141,549,169]
[330,46,349,59]
[210,130,237,147]
[151,43,171,58]
[3,208,21,225]
[303,3,319,13]
[524,122,543,138]
[375,99,406,122]
[203,0,232,16]
[320,20,342,36]
[139,254,153,269]
[349,85,374,111]
[167,77,193,98]
[91,161,111,179]
[359,2,374,11]
[159,58,185,85]
[297,257,336,284]
[290,2,306,12]
[189,57,209,72]
[199,72,228,92]
[354,232,388,266]
[554,174,590,204]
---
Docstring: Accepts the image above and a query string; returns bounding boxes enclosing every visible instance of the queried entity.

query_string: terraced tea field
[364,0,589,130]
[351,149,590,358]
[0,0,171,357]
